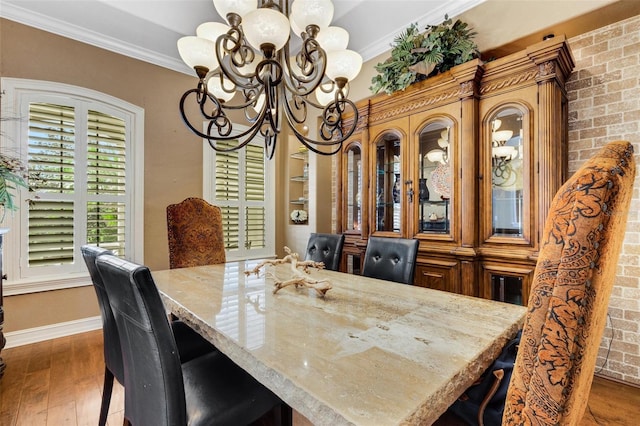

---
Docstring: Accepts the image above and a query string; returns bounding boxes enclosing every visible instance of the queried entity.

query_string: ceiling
[0,0,629,76]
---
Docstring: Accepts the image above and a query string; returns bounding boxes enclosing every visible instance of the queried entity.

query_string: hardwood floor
[1,329,639,425]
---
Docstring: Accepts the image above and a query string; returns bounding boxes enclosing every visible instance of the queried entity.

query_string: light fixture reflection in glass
[178,0,363,159]
[491,118,519,187]
[425,127,450,165]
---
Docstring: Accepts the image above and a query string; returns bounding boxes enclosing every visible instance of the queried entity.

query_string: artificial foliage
[0,153,29,214]
[370,15,480,95]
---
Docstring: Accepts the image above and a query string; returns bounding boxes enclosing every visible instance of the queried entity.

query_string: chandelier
[177,0,363,159]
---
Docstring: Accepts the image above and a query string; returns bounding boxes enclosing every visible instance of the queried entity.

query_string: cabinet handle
[404,180,414,203]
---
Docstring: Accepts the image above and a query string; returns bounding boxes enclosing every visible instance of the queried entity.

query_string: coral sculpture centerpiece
[245,246,332,296]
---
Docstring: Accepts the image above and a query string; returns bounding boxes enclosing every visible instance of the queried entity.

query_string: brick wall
[568,14,640,385]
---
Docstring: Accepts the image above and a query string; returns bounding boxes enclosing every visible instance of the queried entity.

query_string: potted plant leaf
[0,152,29,221]
[370,15,480,95]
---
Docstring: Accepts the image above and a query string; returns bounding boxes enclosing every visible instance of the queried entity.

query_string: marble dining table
[152,259,526,426]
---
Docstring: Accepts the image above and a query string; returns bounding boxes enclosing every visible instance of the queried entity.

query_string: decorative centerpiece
[370,15,479,95]
[245,246,332,296]
[290,209,307,224]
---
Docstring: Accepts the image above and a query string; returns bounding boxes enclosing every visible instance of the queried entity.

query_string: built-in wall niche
[489,106,525,237]
[419,119,454,234]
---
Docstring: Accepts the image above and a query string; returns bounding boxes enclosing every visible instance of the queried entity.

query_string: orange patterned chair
[167,197,226,269]
[503,140,635,425]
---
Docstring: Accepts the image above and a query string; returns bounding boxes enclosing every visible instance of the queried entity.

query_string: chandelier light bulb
[325,49,362,82]
[315,83,337,106]
[207,76,236,102]
[290,0,334,34]
[316,26,349,51]
[242,8,290,52]
[177,36,219,72]
[213,0,257,23]
[196,22,231,43]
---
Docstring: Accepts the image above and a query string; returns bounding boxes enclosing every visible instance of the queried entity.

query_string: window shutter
[27,103,76,265]
[28,103,76,193]
[205,130,272,260]
[215,141,241,251]
[26,103,128,265]
[86,110,127,256]
[244,144,265,250]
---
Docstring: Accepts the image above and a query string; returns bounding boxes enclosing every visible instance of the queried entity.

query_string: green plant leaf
[370,15,479,95]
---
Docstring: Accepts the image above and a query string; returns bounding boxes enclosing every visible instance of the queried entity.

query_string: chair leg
[279,403,293,426]
[99,367,115,426]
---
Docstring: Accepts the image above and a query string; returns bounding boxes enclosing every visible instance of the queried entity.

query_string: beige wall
[0,19,206,331]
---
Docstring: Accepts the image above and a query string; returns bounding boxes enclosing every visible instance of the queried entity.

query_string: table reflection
[215,261,266,350]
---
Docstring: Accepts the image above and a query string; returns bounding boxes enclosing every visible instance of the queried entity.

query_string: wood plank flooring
[0,329,639,425]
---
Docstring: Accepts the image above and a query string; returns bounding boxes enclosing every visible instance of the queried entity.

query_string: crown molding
[1,2,192,75]
[359,0,486,62]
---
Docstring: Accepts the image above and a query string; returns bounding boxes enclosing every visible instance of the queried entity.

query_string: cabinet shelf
[290,176,308,182]
[290,152,308,160]
[290,199,308,205]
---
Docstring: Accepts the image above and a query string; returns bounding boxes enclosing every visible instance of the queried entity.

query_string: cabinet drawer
[414,259,458,293]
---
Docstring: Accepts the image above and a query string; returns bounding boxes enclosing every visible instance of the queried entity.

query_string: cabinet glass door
[345,145,362,231]
[489,107,524,237]
[418,119,454,234]
[375,134,401,233]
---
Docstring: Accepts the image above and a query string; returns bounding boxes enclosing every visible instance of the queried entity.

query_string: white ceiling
[0,0,623,77]
[1,0,485,74]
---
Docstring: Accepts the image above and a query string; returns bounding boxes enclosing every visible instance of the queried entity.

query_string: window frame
[202,126,275,261]
[0,78,144,295]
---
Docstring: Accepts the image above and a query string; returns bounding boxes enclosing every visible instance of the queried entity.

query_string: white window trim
[0,78,144,295]
[202,126,275,261]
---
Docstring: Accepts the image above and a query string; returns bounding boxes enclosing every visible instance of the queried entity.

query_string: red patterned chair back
[167,197,226,269]
[503,140,635,425]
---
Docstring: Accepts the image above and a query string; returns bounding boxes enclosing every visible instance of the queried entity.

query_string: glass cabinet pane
[491,274,523,305]
[418,119,454,234]
[375,134,401,232]
[345,146,362,231]
[490,107,524,237]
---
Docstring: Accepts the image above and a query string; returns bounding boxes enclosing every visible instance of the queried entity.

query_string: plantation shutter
[26,103,127,266]
[215,141,240,250]
[27,103,76,265]
[245,144,265,250]
[213,139,266,254]
[86,110,127,255]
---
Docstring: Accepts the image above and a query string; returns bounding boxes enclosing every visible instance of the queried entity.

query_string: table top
[152,260,525,426]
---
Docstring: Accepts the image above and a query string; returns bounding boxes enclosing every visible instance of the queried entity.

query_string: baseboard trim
[4,316,102,349]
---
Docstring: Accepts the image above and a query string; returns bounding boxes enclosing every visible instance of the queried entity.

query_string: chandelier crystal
[177,0,363,159]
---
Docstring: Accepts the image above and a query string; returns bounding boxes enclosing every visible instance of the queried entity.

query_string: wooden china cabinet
[336,36,574,304]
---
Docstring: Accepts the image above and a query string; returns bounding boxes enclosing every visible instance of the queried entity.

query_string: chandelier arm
[263,76,281,137]
[281,39,327,97]
[180,87,267,144]
[282,97,359,155]
[215,31,262,91]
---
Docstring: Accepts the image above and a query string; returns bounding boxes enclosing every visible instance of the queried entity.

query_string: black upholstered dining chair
[81,245,216,426]
[304,233,345,271]
[94,254,284,426]
[361,236,419,284]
